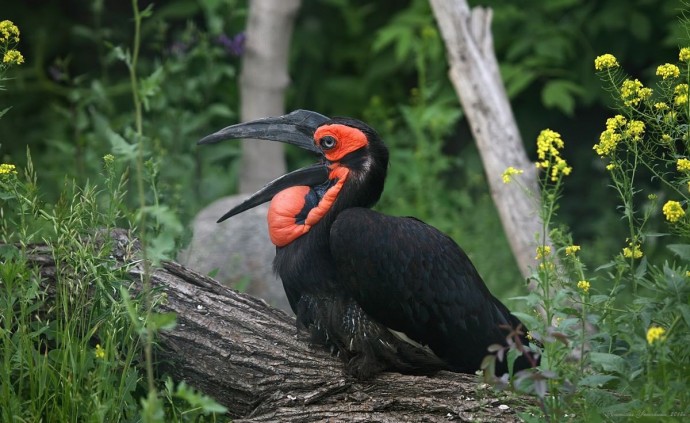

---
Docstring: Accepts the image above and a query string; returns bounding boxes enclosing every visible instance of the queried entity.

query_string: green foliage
[0,154,226,421]
[498,47,690,421]
[1,7,229,421]
[2,0,690,421]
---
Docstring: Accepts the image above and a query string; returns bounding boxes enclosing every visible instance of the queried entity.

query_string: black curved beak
[198,110,332,223]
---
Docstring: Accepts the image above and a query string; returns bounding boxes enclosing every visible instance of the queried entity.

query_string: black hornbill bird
[199,110,536,378]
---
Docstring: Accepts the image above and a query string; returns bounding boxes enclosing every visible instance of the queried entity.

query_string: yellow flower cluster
[661,134,672,144]
[606,163,616,171]
[646,326,666,345]
[623,242,643,259]
[594,54,619,71]
[95,344,106,359]
[678,158,690,172]
[538,262,555,272]
[3,49,23,65]
[536,129,564,160]
[550,157,572,181]
[535,129,571,181]
[577,280,590,293]
[662,200,685,223]
[680,47,690,62]
[620,79,652,107]
[594,115,625,156]
[593,116,647,157]
[656,63,680,80]
[565,245,581,256]
[654,102,669,111]
[535,245,551,260]
[625,119,645,141]
[502,166,523,184]
[0,163,17,175]
[0,20,20,43]
[674,84,689,106]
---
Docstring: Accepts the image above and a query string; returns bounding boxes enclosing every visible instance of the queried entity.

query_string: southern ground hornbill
[199,110,537,378]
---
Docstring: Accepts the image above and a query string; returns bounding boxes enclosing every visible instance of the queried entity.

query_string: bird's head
[198,110,389,246]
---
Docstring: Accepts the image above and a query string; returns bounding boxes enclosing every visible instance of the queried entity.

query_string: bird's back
[330,208,533,374]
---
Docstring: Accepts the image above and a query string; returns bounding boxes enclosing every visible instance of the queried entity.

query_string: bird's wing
[330,207,523,371]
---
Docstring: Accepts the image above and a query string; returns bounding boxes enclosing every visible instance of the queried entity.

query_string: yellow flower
[606,163,616,171]
[686,271,690,277]
[620,79,652,107]
[95,344,106,359]
[654,102,669,111]
[565,245,581,256]
[677,158,690,172]
[646,326,666,345]
[538,262,555,272]
[550,157,572,181]
[662,134,672,144]
[623,242,643,259]
[577,280,590,293]
[594,128,622,157]
[662,200,685,223]
[680,47,690,62]
[536,129,564,160]
[502,166,524,184]
[3,49,24,65]
[674,84,689,106]
[594,54,619,71]
[0,20,20,43]
[0,163,17,175]
[535,245,551,260]
[625,120,645,141]
[606,115,627,130]
[656,63,680,80]
[664,111,678,124]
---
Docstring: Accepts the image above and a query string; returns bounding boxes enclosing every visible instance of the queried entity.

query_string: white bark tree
[239,0,302,193]
[429,0,548,277]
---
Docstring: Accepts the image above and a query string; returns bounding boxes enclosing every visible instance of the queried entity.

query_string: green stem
[129,0,155,394]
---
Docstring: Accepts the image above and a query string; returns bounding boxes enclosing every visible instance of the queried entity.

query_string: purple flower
[216,32,245,57]
[169,41,189,57]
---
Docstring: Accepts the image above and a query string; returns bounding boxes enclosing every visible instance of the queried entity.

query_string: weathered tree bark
[25,232,531,422]
[429,0,547,277]
[239,0,302,193]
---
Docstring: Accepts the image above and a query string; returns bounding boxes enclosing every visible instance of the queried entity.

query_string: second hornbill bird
[199,109,536,378]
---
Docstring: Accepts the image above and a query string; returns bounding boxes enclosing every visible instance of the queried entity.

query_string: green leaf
[0,106,12,119]
[667,244,690,261]
[679,304,690,328]
[139,67,165,111]
[634,256,647,279]
[148,312,177,332]
[589,352,626,375]
[120,286,143,333]
[501,65,536,98]
[541,80,583,116]
[578,374,618,388]
[173,379,228,414]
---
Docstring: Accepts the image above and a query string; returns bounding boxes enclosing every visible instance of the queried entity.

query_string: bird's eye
[319,135,337,150]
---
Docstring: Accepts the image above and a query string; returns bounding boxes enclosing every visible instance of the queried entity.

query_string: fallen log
[24,230,532,422]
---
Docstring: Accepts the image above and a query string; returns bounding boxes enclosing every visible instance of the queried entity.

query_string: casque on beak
[198,110,332,223]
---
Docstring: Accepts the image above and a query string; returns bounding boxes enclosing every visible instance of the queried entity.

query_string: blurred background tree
[0,0,683,301]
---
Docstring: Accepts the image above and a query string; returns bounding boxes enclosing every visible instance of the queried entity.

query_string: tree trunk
[25,231,532,422]
[429,0,546,278]
[239,0,302,193]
